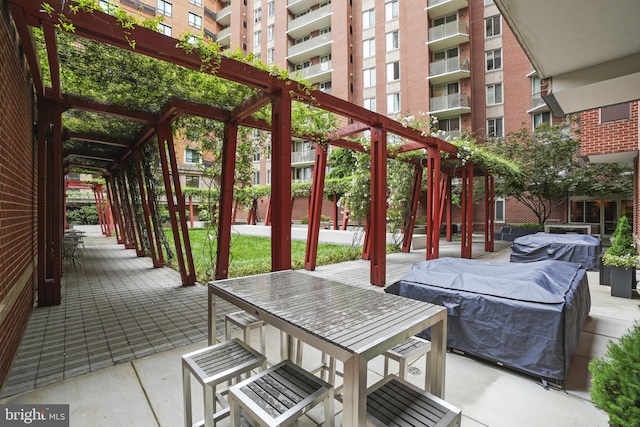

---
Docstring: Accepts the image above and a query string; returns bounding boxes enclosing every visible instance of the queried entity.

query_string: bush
[603,216,639,268]
[300,214,331,224]
[198,208,211,222]
[589,320,640,426]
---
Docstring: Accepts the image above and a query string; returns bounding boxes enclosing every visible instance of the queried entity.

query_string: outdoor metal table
[207,270,447,427]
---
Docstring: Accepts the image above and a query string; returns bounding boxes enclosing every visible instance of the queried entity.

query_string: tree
[487,122,634,225]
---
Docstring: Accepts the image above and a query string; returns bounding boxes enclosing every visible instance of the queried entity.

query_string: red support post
[264,197,271,226]
[135,150,162,267]
[426,146,441,260]
[122,172,144,256]
[485,174,495,252]
[270,91,292,272]
[304,143,328,271]
[37,100,51,305]
[158,121,196,285]
[370,126,387,286]
[108,175,125,244]
[216,121,238,280]
[189,195,194,228]
[362,217,371,261]
[143,161,165,267]
[47,101,64,306]
[460,163,474,259]
[401,165,423,253]
[116,173,134,249]
[333,192,339,230]
[445,174,453,242]
[341,210,350,230]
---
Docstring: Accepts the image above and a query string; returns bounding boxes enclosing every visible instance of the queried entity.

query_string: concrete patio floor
[1,225,638,426]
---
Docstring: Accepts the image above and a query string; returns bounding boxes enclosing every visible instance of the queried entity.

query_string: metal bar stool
[225,311,266,356]
[383,336,432,391]
[228,359,335,427]
[182,338,267,427]
[367,375,461,427]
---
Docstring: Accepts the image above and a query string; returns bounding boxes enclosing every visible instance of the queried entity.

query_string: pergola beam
[63,94,156,123]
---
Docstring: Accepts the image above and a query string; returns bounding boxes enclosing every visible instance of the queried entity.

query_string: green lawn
[165,228,363,281]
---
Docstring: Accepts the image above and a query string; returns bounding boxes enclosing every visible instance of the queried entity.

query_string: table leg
[427,313,447,398]
[341,354,367,427]
[208,289,216,346]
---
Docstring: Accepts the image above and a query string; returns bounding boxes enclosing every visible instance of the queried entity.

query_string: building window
[363,38,375,58]
[254,8,262,24]
[363,68,376,87]
[386,30,399,51]
[433,82,459,97]
[99,1,118,15]
[495,198,505,222]
[295,61,311,71]
[532,76,541,95]
[188,0,201,6]
[320,54,331,71]
[364,97,376,111]
[385,0,399,21]
[438,117,460,132]
[363,9,375,29]
[487,117,504,137]
[266,170,271,185]
[267,25,274,40]
[253,31,261,46]
[266,48,274,64]
[601,102,631,123]
[433,47,458,62]
[253,150,261,162]
[485,15,501,37]
[434,13,456,27]
[319,81,332,92]
[185,175,200,188]
[387,92,400,114]
[533,112,552,128]
[157,0,172,17]
[185,148,200,164]
[294,167,311,183]
[267,1,275,17]
[158,23,172,36]
[386,61,400,82]
[188,12,202,29]
[486,83,503,105]
[253,171,260,185]
[486,49,502,71]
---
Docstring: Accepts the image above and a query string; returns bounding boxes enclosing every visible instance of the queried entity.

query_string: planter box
[599,251,611,286]
[609,266,636,298]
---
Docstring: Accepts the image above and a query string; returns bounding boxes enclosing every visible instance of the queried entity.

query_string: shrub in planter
[589,320,640,426]
[603,216,639,297]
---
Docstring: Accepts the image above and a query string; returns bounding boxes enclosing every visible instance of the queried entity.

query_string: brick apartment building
[108,0,637,232]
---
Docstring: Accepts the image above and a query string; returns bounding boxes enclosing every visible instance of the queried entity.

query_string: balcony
[428,57,470,85]
[438,129,461,141]
[216,27,231,47]
[216,4,231,27]
[427,20,469,51]
[527,94,550,113]
[294,61,332,84]
[287,0,317,16]
[121,0,156,15]
[287,4,332,40]
[429,93,471,117]
[426,0,469,18]
[292,149,316,165]
[286,33,332,63]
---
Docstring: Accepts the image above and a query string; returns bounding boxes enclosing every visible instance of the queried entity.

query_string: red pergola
[8,0,495,306]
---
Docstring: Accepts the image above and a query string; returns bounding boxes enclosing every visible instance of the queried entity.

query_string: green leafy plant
[589,320,640,426]
[603,216,639,268]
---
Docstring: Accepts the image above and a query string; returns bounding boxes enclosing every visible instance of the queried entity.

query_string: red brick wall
[0,0,38,391]
[580,102,639,157]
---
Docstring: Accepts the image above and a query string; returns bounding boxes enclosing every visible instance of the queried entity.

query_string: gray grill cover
[386,258,591,383]
[510,232,601,270]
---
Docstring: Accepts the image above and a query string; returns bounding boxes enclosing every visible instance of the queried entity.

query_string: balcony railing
[216,27,231,46]
[428,57,470,84]
[292,149,316,164]
[216,4,231,26]
[427,20,469,51]
[287,0,316,15]
[287,33,332,61]
[426,0,469,18]
[429,93,471,117]
[204,7,216,20]
[294,61,332,82]
[287,4,332,39]
[121,0,156,15]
